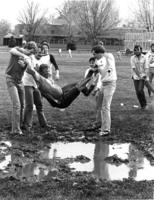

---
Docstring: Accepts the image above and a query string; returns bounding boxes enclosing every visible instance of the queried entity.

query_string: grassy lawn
[0,49,154,199]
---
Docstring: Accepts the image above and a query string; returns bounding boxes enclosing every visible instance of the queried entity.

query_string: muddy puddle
[0,140,154,182]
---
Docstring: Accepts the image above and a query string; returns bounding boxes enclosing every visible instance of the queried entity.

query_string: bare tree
[133,0,154,31]
[56,0,120,44]
[18,0,47,40]
[0,19,11,36]
[56,0,76,38]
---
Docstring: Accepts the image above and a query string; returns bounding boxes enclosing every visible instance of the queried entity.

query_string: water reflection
[94,142,110,180]
[0,140,154,181]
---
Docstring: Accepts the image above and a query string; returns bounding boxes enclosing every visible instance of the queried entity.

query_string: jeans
[6,76,24,133]
[23,86,47,129]
[99,81,116,132]
[133,79,147,108]
[95,90,104,123]
[149,68,154,83]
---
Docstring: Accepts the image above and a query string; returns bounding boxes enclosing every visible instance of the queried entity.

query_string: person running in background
[131,45,149,110]
[91,45,117,136]
[40,41,60,81]
[68,49,72,58]
[58,48,62,56]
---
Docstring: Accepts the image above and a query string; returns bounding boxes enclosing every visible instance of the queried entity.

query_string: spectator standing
[145,43,154,96]
[131,45,148,109]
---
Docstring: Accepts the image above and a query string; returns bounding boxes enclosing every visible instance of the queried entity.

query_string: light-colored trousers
[6,76,24,134]
[97,81,116,132]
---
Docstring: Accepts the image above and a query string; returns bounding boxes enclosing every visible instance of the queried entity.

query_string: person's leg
[148,70,153,96]
[17,83,25,127]
[100,82,116,134]
[23,86,34,130]
[33,88,48,128]
[6,81,22,134]
[137,80,147,108]
[95,90,104,125]
[133,79,146,108]
[149,69,153,84]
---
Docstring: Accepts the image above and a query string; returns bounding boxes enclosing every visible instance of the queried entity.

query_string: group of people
[5,40,118,137]
[5,41,61,135]
[130,44,154,110]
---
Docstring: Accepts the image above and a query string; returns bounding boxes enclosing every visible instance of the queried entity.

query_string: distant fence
[125,32,154,51]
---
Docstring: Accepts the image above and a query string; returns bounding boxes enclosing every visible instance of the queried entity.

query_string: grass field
[0,49,154,199]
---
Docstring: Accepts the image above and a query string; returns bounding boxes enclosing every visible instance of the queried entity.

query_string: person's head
[26,41,38,54]
[89,57,96,68]
[133,45,142,57]
[150,43,154,52]
[91,45,106,59]
[41,42,50,54]
[35,45,42,60]
[98,41,104,46]
[39,64,50,78]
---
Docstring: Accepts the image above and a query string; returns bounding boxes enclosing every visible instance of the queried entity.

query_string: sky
[0,0,136,28]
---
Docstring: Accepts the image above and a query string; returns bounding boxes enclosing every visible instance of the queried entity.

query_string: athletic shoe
[11,130,23,135]
[99,130,110,136]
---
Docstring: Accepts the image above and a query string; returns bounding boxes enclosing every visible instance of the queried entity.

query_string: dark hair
[151,43,154,48]
[133,45,142,52]
[98,41,104,46]
[41,41,49,49]
[89,57,95,62]
[91,45,106,54]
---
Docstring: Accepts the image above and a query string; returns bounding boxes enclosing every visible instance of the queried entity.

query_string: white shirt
[145,50,154,68]
[23,55,38,88]
[95,53,117,84]
[130,54,148,80]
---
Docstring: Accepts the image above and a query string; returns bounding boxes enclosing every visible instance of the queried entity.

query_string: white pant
[99,81,116,132]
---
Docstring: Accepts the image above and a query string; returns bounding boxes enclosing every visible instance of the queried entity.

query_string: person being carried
[26,64,95,109]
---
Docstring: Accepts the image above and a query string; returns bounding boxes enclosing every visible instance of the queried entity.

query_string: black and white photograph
[0,0,154,199]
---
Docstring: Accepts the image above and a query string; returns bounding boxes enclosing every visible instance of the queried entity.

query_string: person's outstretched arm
[50,54,60,80]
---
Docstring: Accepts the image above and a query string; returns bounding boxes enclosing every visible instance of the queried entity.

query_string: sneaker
[11,130,23,135]
[141,105,149,110]
[99,130,110,136]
